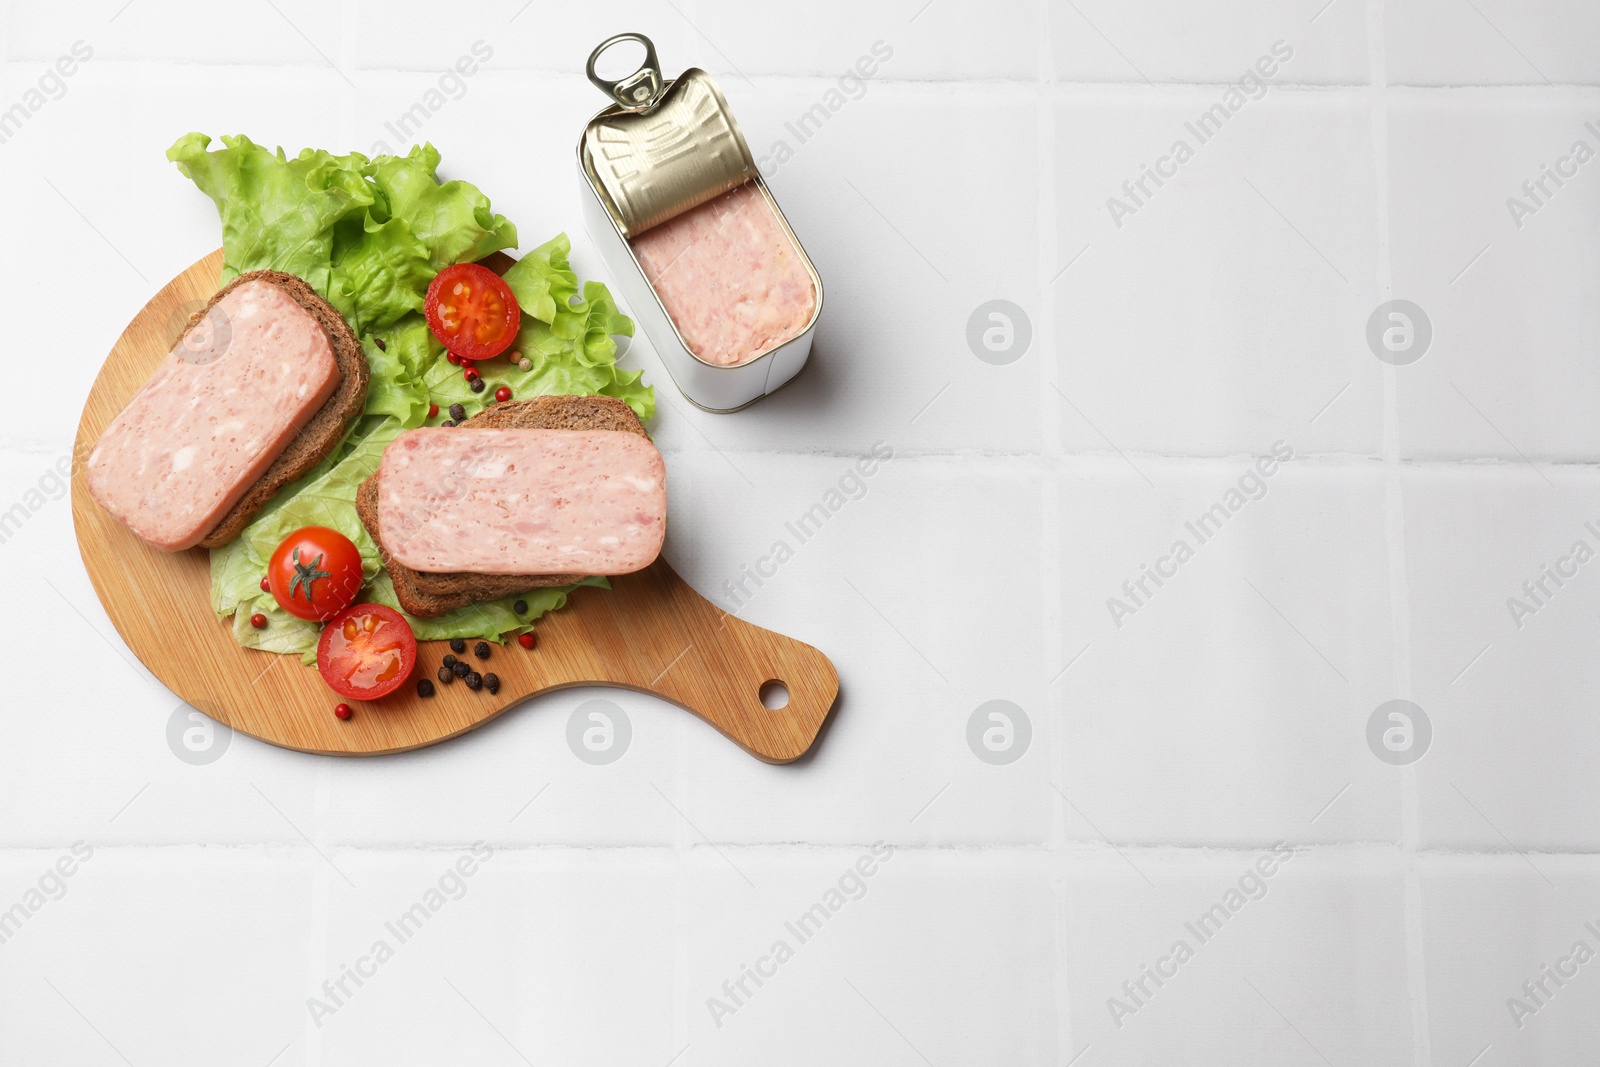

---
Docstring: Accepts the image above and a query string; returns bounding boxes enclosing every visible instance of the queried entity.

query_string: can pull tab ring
[587,33,666,111]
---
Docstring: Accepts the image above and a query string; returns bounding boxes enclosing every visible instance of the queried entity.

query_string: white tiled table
[2,2,1597,1064]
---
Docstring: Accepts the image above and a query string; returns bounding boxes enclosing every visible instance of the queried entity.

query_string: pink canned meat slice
[376,427,667,576]
[86,279,340,551]
[630,181,816,368]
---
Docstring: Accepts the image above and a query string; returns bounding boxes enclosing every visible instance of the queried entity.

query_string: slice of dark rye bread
[194,270,369,548]
[355,394,654,618]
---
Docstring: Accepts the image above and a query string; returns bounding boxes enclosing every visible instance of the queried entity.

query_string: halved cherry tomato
[317,604,417,701]
[424,263,521,361]
[268,527,364,621]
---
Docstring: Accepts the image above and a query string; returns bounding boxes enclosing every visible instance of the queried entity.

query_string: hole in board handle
[759,680,790,710]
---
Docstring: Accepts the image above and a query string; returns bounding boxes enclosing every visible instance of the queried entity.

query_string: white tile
[319,686,686,848]
[1402,465,1600,851]
[0,848,317,1065]
[1050,1,1368,85]
[1064,847,1413,1067]
[1419,855,1600,1067]
[6,1,340,66]
[698,0,1041,81]
[1388,93,1600,461]
[348,0,692,73]
[1387,0,1600,86]
[682,848,1058,1065]
[667,451,1054,845]
[1058,459,1400,845]
[314,848,681,1064]
[1054,89,1383,458]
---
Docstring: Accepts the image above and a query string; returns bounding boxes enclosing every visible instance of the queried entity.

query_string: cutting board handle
[558,562,839,764]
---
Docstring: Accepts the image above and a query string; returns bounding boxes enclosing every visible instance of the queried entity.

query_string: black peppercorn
[442,654,457,667]
[483,672,500,694]
[470,377,486,393]
[417,678,435,697]
[449,403,466,422]
[450,638,466,653]
[452,661,470,678]
[437,666,454,685]
[474,641,490,660]
[465,671,483,691]
[513,600,527,614]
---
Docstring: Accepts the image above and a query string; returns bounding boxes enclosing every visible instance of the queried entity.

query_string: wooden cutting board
[70,250,838,761]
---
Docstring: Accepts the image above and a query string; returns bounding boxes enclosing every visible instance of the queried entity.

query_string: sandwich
[86,270,369,551]
[357,394,667,618]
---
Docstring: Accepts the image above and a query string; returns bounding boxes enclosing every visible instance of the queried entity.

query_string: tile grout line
[10,55,1600,92]
[305,761,336,1067]
[1366,1,1433,1064]
[672,572,692,1061]
[1035,6,1073,1065]
[18,840,1600,857]
[673,9,703,1034]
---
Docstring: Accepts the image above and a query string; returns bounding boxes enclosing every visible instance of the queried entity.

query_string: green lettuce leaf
[365,574,609,643]
[326,215,434,336]
[167,133,372,294]
[360,320,434,427]
[368,144,518,271]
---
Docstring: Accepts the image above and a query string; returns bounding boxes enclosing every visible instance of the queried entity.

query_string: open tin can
[577,33,824,413]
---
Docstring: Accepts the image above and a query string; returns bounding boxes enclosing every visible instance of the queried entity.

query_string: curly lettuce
[170,133,650,659]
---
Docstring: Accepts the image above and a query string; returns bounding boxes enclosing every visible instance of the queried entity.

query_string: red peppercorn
[334,703,352,720]
[494,386,511,402]
[250,613,267,629]
[463,367,480,383]
[517,632,537,650]
[447,351,462,365]
[428,403,439,418]
[259,576,270,592]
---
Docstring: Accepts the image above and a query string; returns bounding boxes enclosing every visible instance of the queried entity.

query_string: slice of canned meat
[376,427,667,576]
[86,279,340,551]
[630,181,816,368]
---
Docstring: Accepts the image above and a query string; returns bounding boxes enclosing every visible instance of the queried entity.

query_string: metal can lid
[582,33,756,239]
